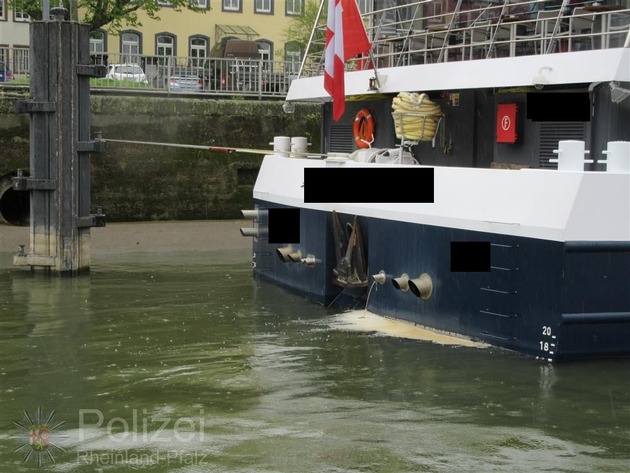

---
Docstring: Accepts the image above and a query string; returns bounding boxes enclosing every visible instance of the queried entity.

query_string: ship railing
[299,0,630,78]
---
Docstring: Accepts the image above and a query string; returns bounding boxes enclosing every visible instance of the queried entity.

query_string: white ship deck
[254,155,630,243]
[288,0,630,101]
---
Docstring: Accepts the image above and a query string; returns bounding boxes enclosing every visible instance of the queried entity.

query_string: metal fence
[0,49,299,97]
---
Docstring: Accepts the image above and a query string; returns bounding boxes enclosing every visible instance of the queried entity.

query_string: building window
[189,36,209,67]
[222,0,241,12]
[157,0,172,6]
[14,9,30,22]
[90,30,106,54]
[190,0,208,8]
[156,34,176,57]
[286,0,302,15]
[357,0,371,15]
[284,41,302,74]
[121,31,142,64]
[255,0,273,14]
[0,47,8,68]
[257,40,272,60]
[90,30,107,64]
[13,46,29,74]
[428,0,445,23]
[0,0,5,20]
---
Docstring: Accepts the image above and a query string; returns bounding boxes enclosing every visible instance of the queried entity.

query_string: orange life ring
[353,108,374,149]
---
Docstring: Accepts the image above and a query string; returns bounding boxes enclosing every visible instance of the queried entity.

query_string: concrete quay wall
[0,95,320,223]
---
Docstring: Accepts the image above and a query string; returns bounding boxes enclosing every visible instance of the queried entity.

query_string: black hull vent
[538,122,587,169]
[329,124,354,153]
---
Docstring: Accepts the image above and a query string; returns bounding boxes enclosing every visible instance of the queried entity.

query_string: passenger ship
[242,0,630,361]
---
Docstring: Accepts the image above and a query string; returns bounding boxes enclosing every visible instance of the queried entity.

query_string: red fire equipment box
[496,103,518,143]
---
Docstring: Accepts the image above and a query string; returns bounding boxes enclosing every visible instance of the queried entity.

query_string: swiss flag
[323,0,371,122]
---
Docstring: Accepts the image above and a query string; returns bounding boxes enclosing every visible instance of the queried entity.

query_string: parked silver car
[105,64,148,83]
[167,68,203,91]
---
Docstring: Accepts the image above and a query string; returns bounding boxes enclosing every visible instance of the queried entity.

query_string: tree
[284,0,326,57]
[9,0,206,31]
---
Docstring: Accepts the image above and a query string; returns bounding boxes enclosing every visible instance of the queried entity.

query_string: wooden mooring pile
[12,8,105,274]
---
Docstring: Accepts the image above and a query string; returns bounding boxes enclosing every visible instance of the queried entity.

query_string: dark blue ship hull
[251,201,630,361]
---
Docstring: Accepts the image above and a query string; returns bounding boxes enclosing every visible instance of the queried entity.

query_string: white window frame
[357,0,371,15]
[14,9,30,22]
[121,32,141,65]
[284,42,302,74]
[90,31,106,55]
[223,0,240,12]
[157,35,175,57]
[0,47,8,67]
[191,0,208,8]
[431,0,445,20]
[255,0,272,13]
[258,43,271,61]
[286,0,303,15]
[0,0,5,20]
[189,37,208,67]
[13,46,29,74]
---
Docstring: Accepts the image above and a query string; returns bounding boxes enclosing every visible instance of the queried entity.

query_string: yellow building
[91,0,311,66]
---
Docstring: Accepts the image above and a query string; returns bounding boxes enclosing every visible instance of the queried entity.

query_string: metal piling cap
[50,7,68,21]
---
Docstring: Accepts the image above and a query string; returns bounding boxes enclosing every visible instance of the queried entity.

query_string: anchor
[332,211,368,288]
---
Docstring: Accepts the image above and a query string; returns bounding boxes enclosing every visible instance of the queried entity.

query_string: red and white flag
[323,0,371,122]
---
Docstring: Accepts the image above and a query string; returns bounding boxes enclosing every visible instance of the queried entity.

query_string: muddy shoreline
[0,220,252,256]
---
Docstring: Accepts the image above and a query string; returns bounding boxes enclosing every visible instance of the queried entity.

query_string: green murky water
[0,247,628,472]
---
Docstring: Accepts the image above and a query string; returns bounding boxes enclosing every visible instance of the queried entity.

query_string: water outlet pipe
[392,273,410,292]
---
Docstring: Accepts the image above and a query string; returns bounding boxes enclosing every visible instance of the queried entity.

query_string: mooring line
[102,138,327,157]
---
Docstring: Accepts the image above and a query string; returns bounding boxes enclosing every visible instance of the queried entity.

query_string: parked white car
[105,64,148,84]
